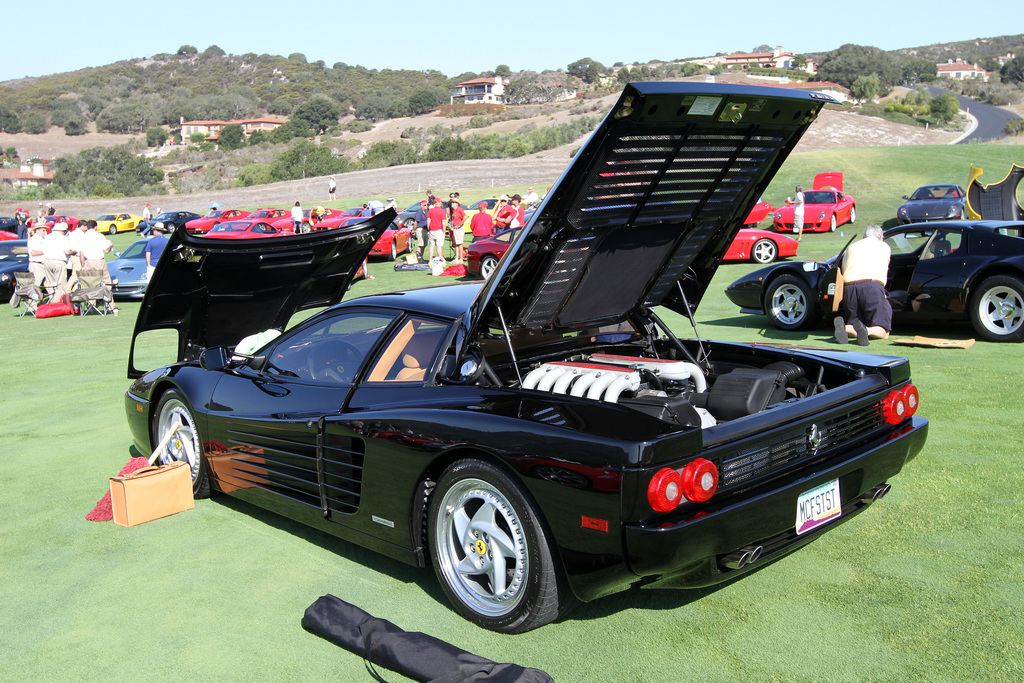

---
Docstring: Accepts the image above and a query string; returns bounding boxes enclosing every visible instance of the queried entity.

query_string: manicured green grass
[2,145,1023,681]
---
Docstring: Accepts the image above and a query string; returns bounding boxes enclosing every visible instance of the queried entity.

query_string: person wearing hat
[81,220,118,315]
[384,197,398,212]
[46,202,55,217]
[42,222,75,298]
[426,198,447,264]
[66,219,89,290]
[493,195,516,232]
[27,222,48,287]
[145,223,169,280]
[510,194,526,228]
[449,198,466,263]
[14,207,30,239]
[142,203,152,225]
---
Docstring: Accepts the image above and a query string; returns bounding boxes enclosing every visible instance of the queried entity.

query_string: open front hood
[128,211,391,377]
[471,82,832,334]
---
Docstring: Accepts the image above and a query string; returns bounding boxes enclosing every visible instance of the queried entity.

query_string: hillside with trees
[1,35,1022,202]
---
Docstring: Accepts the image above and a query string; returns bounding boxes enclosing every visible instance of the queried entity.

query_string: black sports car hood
[128,211,391,377]
[470,82,832,335]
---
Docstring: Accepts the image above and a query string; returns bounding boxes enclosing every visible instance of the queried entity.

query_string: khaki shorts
[428,230,445,249]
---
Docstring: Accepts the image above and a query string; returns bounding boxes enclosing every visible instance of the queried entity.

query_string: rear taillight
[647,468,681,513]
[647,458,719,512]
[680,458,719,502]
[882,384,919,424]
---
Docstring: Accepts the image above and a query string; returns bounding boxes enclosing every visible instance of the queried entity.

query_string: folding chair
[10,272,44,317]
[69,269,113,316]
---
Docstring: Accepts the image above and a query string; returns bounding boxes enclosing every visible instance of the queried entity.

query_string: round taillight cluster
[647,458,719,513]
[882,384,919,425]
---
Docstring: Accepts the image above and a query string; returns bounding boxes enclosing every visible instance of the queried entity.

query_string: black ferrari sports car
[125,82,928,633]
[725,221,1024,342]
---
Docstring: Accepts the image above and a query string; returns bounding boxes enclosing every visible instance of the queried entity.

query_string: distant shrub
[468,116,492,128]
[347,120,372,133]
[1007,119,1024,136]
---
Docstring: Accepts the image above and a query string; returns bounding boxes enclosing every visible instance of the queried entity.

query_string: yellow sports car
[95,213,144,235]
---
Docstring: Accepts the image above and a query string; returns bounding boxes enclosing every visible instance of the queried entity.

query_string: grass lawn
[2,145,1023,681]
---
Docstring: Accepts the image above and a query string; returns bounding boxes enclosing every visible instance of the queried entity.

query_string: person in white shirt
[786,185,805,241]
[523,187,540,207]
[80,220,118,314]
[291,201,303,231]
[27,223,48,287]
[66,221,89,289]
[42,222,75,298]
[835,224,892,345]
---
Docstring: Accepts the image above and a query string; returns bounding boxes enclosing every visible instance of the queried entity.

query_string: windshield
[120,241,147,259]
[96,214,116,221]
[802,191,837,204]
[209,222,248,233]
[204,210,226,218]
[0,243,28,259]
[911,186,960,201]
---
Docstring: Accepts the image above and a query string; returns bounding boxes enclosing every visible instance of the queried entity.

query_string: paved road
[928,86,1021,143]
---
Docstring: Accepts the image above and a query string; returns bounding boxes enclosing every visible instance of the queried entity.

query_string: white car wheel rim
[435,478,528,617]
[979,286,1024,336]
[157,398,201,481]
[771,285,807,325]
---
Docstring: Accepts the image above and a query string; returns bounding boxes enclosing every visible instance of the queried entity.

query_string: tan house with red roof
[725,46,796,69]
[180,117,287,142]
[450,76,509,105]
[0,161,54,189]
[936,60,989,82]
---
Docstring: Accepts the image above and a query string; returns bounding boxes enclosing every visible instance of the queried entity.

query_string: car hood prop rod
[495,302,523,387]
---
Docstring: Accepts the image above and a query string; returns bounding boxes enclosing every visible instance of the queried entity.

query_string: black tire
[765,274,817,330]
[388,241,397,261]
[751,238,778,264]
[829,214,838,232]
[849,206,856,224]
[480,255,499,278]
[300,221,311,234]
[403,218,416,230]
[152,389,210,497]
[428,459,574,633]
[969,275,1024,342]
[108,225,117,235]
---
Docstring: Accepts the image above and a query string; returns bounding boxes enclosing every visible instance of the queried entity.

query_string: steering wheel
[308,340,361,382]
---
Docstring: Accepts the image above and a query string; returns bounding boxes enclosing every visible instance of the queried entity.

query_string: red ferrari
[724,228,798,264]
[185,209,252,233]
[742,199,774,226]
[270,208,341,233]
[773,172,856,233]
[467,228,522,278]
[369,223,414,260]
[201,220,295,239]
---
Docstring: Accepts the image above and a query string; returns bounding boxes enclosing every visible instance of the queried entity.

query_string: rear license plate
[796,478,841,535]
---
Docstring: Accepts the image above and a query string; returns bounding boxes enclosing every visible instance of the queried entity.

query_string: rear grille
[719,400,883,487]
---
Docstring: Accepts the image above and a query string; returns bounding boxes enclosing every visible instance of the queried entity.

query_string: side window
[886,230,933,255]
[366,317,449,382]
[929,230,962,258]
[265,312,395,384]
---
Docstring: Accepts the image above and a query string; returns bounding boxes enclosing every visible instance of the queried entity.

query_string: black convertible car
[725,221,1024,342]
[125,83,928,633]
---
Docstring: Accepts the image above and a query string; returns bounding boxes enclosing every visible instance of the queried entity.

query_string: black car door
[905,227,969,318]
[203,310,398,514]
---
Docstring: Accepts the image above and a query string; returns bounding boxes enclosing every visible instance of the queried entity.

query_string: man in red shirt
[470,206,494,242]
[427,198,447,263]
[510,194,526,228]
[449,198,466,263]
[493,195,516,232]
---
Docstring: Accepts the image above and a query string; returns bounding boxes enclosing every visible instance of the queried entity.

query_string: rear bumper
[623,416,927,586]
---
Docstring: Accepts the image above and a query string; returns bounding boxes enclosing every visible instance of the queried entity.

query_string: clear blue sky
[1,0,1018,84]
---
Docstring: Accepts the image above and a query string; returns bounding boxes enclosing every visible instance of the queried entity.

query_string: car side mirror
[902,195,909,200]
[200,346,231,371]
